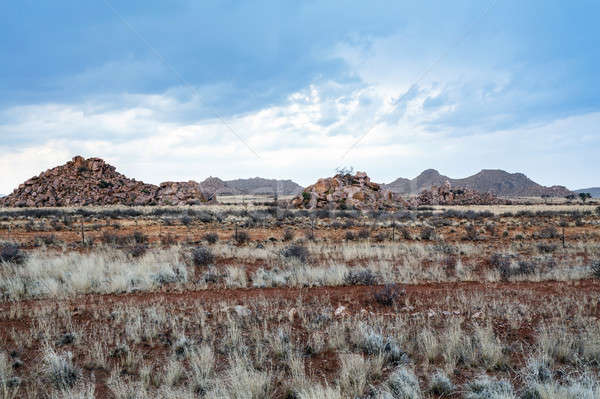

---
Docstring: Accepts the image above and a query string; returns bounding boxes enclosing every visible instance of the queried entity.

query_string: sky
[1,0,599,194]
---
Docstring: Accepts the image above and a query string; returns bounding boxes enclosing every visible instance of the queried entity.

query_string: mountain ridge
[224,177,303,196]
[384,169,573,197]
[574,188,600,198]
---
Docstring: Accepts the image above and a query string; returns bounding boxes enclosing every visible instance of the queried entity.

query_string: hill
[0,156,215,207]
[574,188,600,198]
[199,177,242,196]
[225,177,303,196]
[384,169,572,197]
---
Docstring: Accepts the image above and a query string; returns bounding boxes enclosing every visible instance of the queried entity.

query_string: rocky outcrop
[0,156,216,207]
[413,181,505,206]
[291,172,404,210]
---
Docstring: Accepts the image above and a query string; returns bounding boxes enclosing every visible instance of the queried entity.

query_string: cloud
[1,81,598,194]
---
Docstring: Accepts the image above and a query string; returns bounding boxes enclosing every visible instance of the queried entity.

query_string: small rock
[334,305,347,316]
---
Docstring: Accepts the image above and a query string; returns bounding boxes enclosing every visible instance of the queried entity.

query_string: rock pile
[291,172,404,210]
[414,181,504,206]
[0,156,216,207]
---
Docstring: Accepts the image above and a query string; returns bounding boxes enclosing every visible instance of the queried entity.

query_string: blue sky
[1,0,598,193]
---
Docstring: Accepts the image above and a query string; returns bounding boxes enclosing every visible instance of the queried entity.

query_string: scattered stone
[334,305,347,316]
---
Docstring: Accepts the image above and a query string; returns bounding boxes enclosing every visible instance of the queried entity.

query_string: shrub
[537,226,558,239]
[128,245,147,258]
[428,370,455,396]
[358,228,370,239]
[0,243,25,265]
[591,260,600,279]
[181,215,193,227]
[345,231,356,241]
[192,247,214,267]
[464,375,515,399]
[283,229,294,241]
[522,356,552,384]
[161,233,177,246]
[516,261,536,276]
[43,348,80,390]
[132,231,148,244]
[374,284,404,307]
[234,230,249,245]
[35,234,58,246]
[315,209,330,219]
[420,227,435,241]
[203,233,219,245]
[344,269,378,286]
[485,223,497,237]
[385,367,422,399]
[281,244,310,263]
[464,225,479,241]
[359,329,407,364]
[398,226,412,240]
[304,230,315,241]
[490,253,512,281]
[374,232,388,242]
[537,243,557,254]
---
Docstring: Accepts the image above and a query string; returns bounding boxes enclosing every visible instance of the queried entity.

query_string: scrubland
[0,201,599,398]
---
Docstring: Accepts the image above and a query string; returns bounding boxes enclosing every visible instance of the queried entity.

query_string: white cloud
[1,76,599,194]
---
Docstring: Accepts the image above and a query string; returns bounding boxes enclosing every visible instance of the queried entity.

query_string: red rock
[0,156,218,208]
[292,171,407,210]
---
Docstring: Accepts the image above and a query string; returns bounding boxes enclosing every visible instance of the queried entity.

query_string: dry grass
[0,202,598,397]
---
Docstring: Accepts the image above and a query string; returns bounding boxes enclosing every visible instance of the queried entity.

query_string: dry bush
[537,226,559,239]
[358,228,370,239]
[283,229,294,241]
[203,233,219,245]
[591,260,600,279]
[234,230,249,245]
[0,243,25,265]
[374,284,404,307]
[420,227,435,241]
[344,269,378,286]
[192,247,214,267]
[42,348,80,390]
[428,370,455,396]
[281,244,310,263]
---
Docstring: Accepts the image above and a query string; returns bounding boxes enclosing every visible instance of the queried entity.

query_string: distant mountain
[225,177,303,196]
[199,177,242,196]
[384,169,573,197]
[574,188,600,198]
